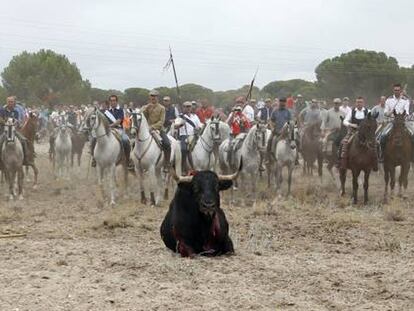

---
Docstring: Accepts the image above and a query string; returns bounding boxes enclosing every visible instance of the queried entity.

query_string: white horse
[54,124,72,179]
[219,123,268,200]
[84,107,128,205]
[130,110,181,206]
[1,118,24,200]
[271,122,298,196]
[191,118,230,171]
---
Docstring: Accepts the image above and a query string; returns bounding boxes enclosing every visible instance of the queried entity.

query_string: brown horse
[340,113,378,204]
[383,111,412,200]
[301,122,323,176]
[19,111,39,188]
[71,129,87,167]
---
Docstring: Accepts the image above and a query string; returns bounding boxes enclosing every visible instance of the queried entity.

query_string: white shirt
[339,105,352,117]
[384,95,410,116]
[242,104,255,122]
[343,107,368,127]
[178,113,202,136]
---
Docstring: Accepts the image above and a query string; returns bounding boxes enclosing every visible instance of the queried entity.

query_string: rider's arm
[225,112,233,125]
[343,110,356,128]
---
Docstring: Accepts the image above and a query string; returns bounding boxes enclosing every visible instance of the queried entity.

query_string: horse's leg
[351,169,359,204]
[318,153,323,179]
[400,162,409,198]
[363,170,370,205]
[383,163,389,202]
[71,151,74,168]
[109,164,116,205]
[97,164,105,199]
[8,170,15,200]
[138,166,147,205]
[390,166,396,197]
[18,167,24,200]
[339,168,346,196]
[287,164,293,196]
[148,167,156,206]
[78,152,82,167]
[25,165,30,182]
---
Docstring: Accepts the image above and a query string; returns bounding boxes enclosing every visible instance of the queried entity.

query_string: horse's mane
[96,110,110,135]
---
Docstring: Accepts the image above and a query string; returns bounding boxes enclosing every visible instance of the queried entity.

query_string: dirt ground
[1,142,413,311]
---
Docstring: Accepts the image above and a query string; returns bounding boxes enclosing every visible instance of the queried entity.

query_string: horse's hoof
[141,199,147,205]
[18,195,24,201]
[110,201,116,206]
[9,195,14,201]
[32,184,38,190]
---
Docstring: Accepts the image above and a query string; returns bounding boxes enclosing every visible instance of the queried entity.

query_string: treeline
[1,49,414,108]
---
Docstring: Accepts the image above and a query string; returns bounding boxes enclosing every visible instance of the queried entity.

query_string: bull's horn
[169,167,193,183]
[218,157,243,181]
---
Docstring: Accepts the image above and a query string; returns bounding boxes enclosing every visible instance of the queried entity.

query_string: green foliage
[315,49,406,102]
[0,85,7,105]
[1,49,90,107]
[124,87,149,106]
[262,79,319,100]
[89,88,123,103]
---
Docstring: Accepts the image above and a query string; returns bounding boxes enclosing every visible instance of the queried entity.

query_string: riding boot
[335,144,342,169]
[123,141,133,169]
[21,139,29,166]
[49,136,55,160]
[187,151,195,172]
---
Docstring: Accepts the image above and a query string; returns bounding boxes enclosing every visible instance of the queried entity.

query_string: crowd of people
[1,83,413,174]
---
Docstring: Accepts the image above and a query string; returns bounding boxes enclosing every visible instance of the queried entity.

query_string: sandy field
[0,142,413,311]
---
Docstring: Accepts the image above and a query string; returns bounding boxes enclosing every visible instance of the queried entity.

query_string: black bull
[160,165,241,257]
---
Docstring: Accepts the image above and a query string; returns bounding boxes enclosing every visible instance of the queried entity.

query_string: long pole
[169,46,181,101]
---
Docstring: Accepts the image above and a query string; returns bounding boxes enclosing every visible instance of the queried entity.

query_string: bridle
[4,118,16,143]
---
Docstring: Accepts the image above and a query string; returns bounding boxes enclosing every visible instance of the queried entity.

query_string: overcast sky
[1,0,413,91]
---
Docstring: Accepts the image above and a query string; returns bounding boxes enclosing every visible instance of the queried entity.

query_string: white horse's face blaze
[210,121,221,142]
[5,118,16,142]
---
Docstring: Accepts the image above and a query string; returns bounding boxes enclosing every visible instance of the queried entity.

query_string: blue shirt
[270,108,291,132]
[0,106,21,123]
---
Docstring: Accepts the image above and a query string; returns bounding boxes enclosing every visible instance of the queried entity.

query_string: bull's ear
[218,180,233,191]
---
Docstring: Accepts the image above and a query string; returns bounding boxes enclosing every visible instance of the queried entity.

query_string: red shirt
[230,112,251,135]
[286,97,294,109]
[196,107,214,124]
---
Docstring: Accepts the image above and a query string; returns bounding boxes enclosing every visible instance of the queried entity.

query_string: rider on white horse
[141,89,171,171]
[226,98,251,170]
[266,97,291,163]
[174,101,202,173]
[101,94,132,168]
[0,96,29,165]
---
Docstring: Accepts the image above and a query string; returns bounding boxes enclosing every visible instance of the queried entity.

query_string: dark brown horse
[383,111,412,200]
[301,122,323,176]
[340,113,378,204]
[71,129,87,167]
[19,111,39,188]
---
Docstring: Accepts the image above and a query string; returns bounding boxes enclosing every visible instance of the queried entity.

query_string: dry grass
[384,204,406,222]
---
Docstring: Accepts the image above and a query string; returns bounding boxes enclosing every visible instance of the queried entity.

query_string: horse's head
[254,121,268,151]
[130,109,143,136]
[206,117,224,144]
[358,112,377,149]
[4,118,17,142]
[393,110,406,128]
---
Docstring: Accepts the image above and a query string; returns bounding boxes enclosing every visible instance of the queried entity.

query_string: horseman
[174,101,202,173]
[321,98,345,155]
[49,103,67,157]
[0,96,29,165]
[266,97,291,162]
[225,97,251,168]
[195,99,214,124]
[378,83,413,161]
[338,96,375,170]
[162,96,179,131]
[257,98,273,123]
[242,97,255,123]
[103,94,132,168]
[141,89,171,171]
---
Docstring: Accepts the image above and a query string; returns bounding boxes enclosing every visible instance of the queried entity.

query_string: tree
[0,85,7,104]
[1,49,91,106]
[262,79,319,99]
[124,87,149,106]
[89,88,123,103]
[315,49,404,103]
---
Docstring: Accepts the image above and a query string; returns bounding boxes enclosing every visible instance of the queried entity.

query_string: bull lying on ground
[160,165,241,257]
